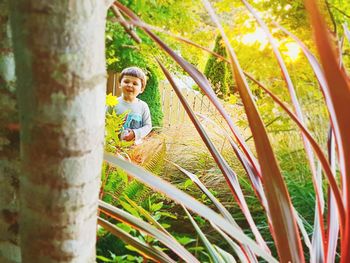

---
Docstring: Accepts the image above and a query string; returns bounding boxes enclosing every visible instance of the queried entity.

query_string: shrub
[138,67,164,128]
[204,35,229,99]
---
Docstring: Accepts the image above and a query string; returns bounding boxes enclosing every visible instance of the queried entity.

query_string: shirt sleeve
[132,102,152,141]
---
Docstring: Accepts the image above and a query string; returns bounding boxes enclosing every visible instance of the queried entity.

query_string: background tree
[0,0,20,262]
[138,68,163,128]
[8,1,113,262]
[204,35,229,98]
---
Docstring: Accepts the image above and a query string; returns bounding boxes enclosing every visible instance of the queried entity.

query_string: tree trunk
[9,1,107,262]
[0,0,20,262]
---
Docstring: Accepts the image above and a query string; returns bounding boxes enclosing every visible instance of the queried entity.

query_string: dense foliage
[138,67,163,128]
[99,0,350,262]
[204,35,229,98]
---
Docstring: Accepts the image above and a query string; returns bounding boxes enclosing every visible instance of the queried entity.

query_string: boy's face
[120,75,143,102]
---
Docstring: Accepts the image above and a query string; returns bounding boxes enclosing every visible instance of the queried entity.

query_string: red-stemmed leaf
[201,0,304,261]
[326,130,340,263]
[198,112,312,251]
[169,160,257,262]
[241,1,327,259]
[195,112,268,212]
[246,72,345,222]
[183,206,225,263]
[103,153,277,262]
[157,60,270,253]
[304,2,350,261]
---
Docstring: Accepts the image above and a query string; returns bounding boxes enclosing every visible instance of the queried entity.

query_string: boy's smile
[121,75,143,102]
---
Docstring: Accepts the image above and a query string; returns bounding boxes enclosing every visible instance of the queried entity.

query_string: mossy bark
[0,0,20,262]
[9,1,108,262]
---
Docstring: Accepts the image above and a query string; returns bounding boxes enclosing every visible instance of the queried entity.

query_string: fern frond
[143,141,167,176]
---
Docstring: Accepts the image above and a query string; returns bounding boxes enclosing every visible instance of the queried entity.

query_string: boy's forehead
[121,75,142,82]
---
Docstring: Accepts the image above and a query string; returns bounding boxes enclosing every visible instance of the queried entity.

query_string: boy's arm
[132,103,152,141]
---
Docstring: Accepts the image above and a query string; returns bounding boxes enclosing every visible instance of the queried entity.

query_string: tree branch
[329,2,350,19]
[245,116,282,142]
[325,0,337,34]
[110,5,142,44]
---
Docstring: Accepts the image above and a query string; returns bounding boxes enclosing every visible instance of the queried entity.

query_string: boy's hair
[120,67,147,91]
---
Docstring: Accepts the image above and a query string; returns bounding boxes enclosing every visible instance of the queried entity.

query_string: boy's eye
[133,82,138,86]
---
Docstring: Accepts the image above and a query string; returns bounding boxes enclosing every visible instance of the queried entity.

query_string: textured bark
[9,1,107,262]
[0,0,21,262]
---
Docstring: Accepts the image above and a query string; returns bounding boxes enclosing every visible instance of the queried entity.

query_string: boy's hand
[123,129,135,141]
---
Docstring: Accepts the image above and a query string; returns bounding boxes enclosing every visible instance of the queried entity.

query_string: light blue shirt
[112,97,152,142]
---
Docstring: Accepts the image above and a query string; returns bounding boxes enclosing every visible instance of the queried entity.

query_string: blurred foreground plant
[98,0,350,262]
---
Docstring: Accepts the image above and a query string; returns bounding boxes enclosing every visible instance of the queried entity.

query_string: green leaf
[98,217,176,263]
[117,223,134,234]
[150,202,163,212]
[184,178,194,189]
[96,255,114,262]
[99,200,200,263]
[176,236,196,246]
[119,200,140,218]
[160,223,171,229]
[184,206,225,263]
[156,211,177,219]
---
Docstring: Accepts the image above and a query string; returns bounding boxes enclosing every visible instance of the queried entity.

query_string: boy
[111,67,152,144]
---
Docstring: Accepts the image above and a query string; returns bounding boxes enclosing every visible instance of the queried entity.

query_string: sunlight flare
[284,42,301,61]
[241,27,269,50]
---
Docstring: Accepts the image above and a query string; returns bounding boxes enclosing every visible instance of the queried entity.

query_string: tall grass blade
[246,72,345,223]
[99,200,200,263]
[304,3,350,260]
[242,1,328,259]
[241,0,307,125]
[214,245,239,263]
[103,153,278,262]
[98,217,176,263]
[120,19,229,63]
[343,24,350,46]
[226,136,266,207]
[273,22,340,140]
[168,161,238,226]
[201,0,304,261]
[183,206,225,263]
[292,207,312,252]
[196,112,269,214]
[199,111,311,251]
[169,160,258,262]
[211,222,252,263]
[311,162,325,262]
[157,60,269,252]
[326,130,340,263]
